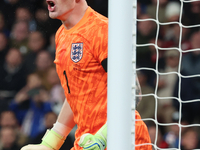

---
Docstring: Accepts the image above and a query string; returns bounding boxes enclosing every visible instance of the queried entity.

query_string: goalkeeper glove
[21,129,66,150]
[21,121,72,150]
[78,123,107,150]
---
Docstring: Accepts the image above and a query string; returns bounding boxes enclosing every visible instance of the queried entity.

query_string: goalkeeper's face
[46,0,76,20]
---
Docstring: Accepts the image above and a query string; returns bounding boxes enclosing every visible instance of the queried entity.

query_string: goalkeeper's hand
[78,123,107,150]
[21,144,52,150]
[20,129,65,150]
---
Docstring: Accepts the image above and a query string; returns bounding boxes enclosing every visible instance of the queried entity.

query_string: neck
[62,0,88,30]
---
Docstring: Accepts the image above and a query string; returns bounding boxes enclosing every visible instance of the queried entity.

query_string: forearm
[57,99,75,129]
[40,100,75,149]
[52,99,76,137]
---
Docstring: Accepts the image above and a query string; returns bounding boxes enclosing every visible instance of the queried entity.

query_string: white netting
[135,0,200,149]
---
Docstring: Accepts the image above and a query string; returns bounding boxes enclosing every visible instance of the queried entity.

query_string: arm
[52,99,76,136]
[21,100,76,150]
[57,99,75,128]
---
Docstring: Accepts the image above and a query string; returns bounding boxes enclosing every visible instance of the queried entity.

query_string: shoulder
[82,7,108,34]
[91,8,108,24]
[84,9,108,41]
[90,9,108,29]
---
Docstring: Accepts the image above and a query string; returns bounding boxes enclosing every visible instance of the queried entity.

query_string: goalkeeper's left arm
[78,122,107,150]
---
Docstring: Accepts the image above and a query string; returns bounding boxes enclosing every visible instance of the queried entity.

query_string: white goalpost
[107,0,135,150]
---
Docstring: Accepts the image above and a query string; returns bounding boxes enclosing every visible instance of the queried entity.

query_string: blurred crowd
[0,0,107,149]
[0,0,74,149]
[0,0,200,149]
[136,0,200,149]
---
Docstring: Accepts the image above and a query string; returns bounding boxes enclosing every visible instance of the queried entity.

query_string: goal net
[136,0,200,150]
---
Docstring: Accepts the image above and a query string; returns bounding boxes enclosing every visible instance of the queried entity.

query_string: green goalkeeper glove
[78,123,107,150]
[21,129,65,150]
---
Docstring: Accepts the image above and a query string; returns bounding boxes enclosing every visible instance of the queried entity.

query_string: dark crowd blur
[137,0,200,149]
[0,0,107,149]
[0,0,200,149]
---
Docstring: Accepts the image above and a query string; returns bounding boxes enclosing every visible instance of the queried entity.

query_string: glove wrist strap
[41,129,66,150]
[96,123,107,139]
[96,122,107,147]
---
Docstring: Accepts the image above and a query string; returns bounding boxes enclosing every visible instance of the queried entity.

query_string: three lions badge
[71,43,83,63]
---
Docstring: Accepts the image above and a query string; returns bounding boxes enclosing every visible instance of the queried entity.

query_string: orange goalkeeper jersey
[54,6,151,150]
[135,110,152,150]
[54,7,108,150]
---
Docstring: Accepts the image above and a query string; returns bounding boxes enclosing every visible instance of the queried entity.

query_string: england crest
[71,43,83,63]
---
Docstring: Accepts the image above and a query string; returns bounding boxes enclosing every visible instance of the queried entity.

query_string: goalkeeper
[21,0,152,150]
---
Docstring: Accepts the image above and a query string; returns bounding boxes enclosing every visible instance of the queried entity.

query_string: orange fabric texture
[55,6,151,150]
[54,7,108,150]
[135,110,152,150]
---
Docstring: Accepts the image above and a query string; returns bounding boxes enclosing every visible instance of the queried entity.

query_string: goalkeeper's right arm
[21,100,76,150]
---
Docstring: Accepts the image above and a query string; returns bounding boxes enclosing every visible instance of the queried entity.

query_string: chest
[56,35,99,72]
[55,34,103,92]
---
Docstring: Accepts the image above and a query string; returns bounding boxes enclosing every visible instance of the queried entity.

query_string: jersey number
[63,71,70,94]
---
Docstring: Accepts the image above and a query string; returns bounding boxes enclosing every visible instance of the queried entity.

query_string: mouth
[46,0,56,12]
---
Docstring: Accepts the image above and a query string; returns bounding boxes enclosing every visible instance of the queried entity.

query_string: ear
[75,0,80,3]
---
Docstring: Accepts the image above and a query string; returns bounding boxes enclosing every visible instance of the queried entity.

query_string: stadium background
[0,0,200,149]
